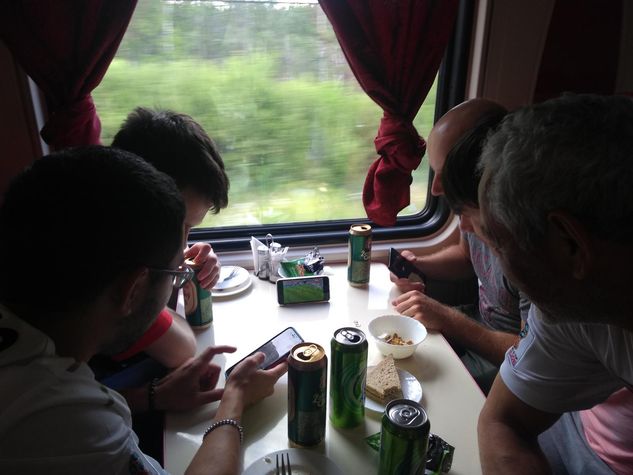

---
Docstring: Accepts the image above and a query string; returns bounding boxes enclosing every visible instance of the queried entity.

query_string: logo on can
[183,260,213,329]
[348,224,372,287]
[287,342,327,447]
[379,399,430,475]
[329,327,368,428]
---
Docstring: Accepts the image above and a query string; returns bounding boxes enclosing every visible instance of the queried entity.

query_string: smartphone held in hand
[388,248,426,283]
[224,327,303,379]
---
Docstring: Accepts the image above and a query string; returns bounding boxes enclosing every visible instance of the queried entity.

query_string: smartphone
[388,247,426,283]
[276,275,330,305]
[225,326,303,379]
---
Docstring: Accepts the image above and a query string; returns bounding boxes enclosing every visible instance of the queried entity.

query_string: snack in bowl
[368,314,427,359]
[378,332,413,346]
[365,355,402,403]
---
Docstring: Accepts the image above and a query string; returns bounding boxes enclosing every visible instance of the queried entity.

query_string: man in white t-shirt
[476,93,633,474]
[0,147,285,475]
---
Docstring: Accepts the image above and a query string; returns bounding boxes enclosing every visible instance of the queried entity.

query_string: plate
[365,367,422,413]
[212,267,252,298]
[213,266,250,290]
[243,448,343,475]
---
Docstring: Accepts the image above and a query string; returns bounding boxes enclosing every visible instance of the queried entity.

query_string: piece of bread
[365,355,402,403]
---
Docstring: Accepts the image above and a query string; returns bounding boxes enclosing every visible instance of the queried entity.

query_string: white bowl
[368,314,427,359]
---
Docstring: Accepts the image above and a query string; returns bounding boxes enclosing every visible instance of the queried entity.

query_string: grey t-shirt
[464,231,529,333]
[500,306,632,413]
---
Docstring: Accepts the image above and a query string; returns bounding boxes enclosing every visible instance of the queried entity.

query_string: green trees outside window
[94,1,435,228]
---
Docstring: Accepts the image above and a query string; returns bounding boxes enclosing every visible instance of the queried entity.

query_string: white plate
[212,269,252,298]
[243,448,343,475]
[213,266,250,290]
[365,367,423,413]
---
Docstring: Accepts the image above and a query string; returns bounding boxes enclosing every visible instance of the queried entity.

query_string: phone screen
[225,327,303,379]
[277,276,330,305]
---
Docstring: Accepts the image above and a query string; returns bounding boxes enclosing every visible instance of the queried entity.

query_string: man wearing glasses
[0,146,285,475]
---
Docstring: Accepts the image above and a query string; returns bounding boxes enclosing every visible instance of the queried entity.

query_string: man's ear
[547,211,593,279]
[113,267,150,316]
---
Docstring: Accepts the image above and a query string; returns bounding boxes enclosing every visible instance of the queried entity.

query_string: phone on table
[224,326,303,379]
[388,247,427,283]
[276,275,330,305]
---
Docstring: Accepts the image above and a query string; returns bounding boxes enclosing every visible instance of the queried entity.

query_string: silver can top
[333,327,366,345]
[386,399,428,428]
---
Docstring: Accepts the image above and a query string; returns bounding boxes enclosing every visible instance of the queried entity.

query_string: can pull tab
[340,329,361,343]
[396,406,421,425]
[298,344,319,361]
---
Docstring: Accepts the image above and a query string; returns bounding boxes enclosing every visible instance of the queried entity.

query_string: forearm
[416,244,474,281]
[441,312,518,365]
[478,411,551,474]
[185,388,246,475]
[145,309,197,368]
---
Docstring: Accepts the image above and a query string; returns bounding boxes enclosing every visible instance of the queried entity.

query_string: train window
[93,0,448,250]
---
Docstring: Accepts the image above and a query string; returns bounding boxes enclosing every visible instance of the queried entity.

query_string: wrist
[217,386,246,419]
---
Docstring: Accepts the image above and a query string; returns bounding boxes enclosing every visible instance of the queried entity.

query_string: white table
[164,263,485,474]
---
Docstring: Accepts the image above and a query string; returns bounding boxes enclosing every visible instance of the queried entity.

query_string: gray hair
[480,93,633,252]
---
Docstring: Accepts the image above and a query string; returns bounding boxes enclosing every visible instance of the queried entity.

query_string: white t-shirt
[500,305,633,413]
[0,305,167,475]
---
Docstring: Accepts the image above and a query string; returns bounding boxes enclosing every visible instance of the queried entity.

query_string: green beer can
[347,224,372,287]
[183,259,213,329]
[287,343,327,446]
[329,327,368,428]
[379,399,430,475]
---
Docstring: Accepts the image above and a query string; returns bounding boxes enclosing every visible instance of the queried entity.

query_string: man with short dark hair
[103,107,230,376]
[391,98,529,394]
[477,93,633,474]
[0,146,285,474]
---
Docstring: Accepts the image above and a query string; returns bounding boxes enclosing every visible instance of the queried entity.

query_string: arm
[185,352,287,475]
[143,307,197,369]
[393,291,517,365]
[479,376,560,474]
[390,234,475,291]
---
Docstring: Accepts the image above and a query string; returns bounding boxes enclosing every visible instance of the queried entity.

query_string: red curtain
[319,0,459,226]
[0,0,137,149]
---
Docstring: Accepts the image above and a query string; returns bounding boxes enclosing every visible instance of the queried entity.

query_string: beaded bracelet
[203,419,244,444]
[148,377,160,412]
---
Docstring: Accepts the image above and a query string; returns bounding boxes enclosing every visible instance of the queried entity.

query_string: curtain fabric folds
[319,0,459,226]
[0,0,137,149]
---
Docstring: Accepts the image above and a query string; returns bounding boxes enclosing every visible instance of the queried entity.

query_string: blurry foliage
[93,1,434,227]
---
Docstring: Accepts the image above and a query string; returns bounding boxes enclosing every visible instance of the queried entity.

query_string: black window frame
[189,0,473,252]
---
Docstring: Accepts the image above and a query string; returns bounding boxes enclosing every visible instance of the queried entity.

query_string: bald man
[390,99,529,394]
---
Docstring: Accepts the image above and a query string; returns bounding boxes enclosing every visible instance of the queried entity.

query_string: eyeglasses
[148,264,195,289]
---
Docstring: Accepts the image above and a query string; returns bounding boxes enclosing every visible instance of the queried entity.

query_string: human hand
[389,249,426,293]
[391,290,450,332]
[185,242,220,289]
[153,345,237,412]
[224,352,287,408]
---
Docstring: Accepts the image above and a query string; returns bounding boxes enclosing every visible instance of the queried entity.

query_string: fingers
[194,345,237,368]
[265,361,288,381]
[401,249,417,261]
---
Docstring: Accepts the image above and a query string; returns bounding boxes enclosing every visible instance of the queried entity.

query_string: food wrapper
[364,432,454,474]
[280,247,324,277]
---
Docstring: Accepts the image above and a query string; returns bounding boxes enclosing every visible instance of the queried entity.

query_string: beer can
[183,260,213,329]
[378,399,430,475]
[329,327,368,428]
[287,342,327,446]
[347,224,372,287]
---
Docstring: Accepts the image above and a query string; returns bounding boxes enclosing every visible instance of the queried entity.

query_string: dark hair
[0,146,185,314]
[481,93,633,251]
[111,107,229,213]
[442,109,506,213]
